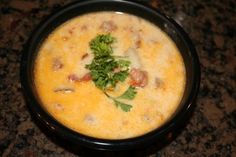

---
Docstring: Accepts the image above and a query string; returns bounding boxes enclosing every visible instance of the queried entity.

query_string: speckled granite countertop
[0,0,235,156]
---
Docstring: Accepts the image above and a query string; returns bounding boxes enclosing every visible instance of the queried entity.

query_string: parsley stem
[113,55,128,59]
[103,91,133,112]
[103,91,113,99]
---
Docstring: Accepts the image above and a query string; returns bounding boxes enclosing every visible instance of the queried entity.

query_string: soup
[34,12,186,139]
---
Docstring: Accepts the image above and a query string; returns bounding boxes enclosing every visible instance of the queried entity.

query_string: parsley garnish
[86,34,130,90]
[86,34,137,112]
[118,86,137,100]
[114,100,132,112]
[104,86,137,112]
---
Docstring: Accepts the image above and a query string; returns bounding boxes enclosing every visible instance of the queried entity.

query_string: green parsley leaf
[118,86,137,100]
[89,34,115,57]
[117,59,131,70]
[104,86,137,112]
[114,100,132,112]
[113,71,129,82]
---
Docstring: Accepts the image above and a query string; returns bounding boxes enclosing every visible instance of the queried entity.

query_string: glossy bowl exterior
[20,0,200,151]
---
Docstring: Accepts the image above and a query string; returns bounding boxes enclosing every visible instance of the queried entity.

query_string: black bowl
[20,0,200,151]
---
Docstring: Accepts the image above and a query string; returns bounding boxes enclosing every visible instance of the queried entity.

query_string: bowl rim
[20,0,200,151]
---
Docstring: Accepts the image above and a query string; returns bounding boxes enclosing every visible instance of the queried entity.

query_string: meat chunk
[100,20,117,32]
[130,68,148,87]
[52,58,63,71]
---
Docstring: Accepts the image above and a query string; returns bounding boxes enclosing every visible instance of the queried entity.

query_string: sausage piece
[130,68,148,87]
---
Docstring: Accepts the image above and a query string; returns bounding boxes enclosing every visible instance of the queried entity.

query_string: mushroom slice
[54,87,75,93]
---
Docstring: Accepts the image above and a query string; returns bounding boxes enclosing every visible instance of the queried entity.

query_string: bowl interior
[21,0,200,150]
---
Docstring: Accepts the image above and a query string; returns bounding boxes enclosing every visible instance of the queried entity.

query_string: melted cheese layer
[34,12,186,139]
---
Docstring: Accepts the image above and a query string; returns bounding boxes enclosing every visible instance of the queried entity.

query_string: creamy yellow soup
[34,12,186,139]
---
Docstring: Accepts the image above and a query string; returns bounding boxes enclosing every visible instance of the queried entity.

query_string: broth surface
[34,12,186,139]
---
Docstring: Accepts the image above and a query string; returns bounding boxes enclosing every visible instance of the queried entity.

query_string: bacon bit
[52,58,63,71]
[68,74,80,82]
[100,20,117,32]
[68,73,91,82]
[130,68,148,88]
[81,53,89,60]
